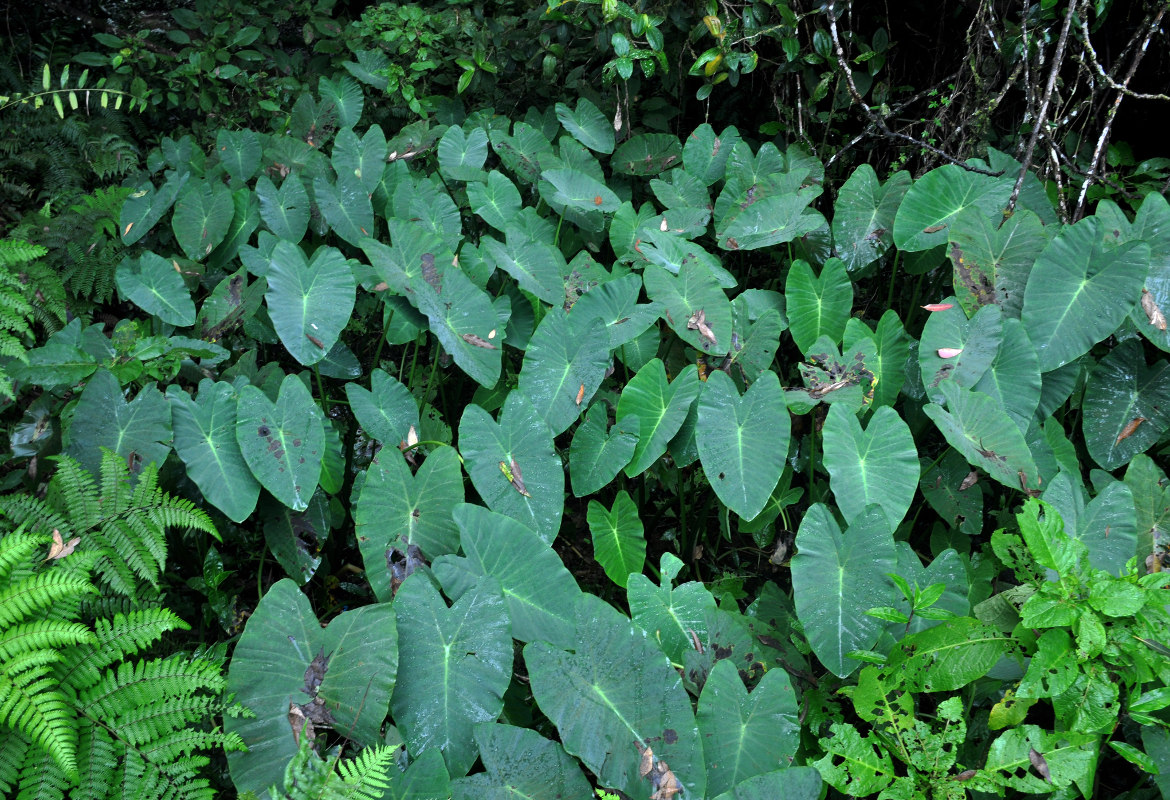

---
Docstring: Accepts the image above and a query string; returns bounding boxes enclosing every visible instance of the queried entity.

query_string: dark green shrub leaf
[886,617,1007,692]
[64,369,171,478]
[570,404,639,497]
[120,172,188,245]
[263,490,328,584]
[832,165,909,273]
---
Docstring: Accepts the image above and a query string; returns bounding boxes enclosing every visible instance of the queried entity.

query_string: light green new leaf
[64,369,171,478]
[616,360,702,477]
[525,593,706,800]
[167,380,259,523]
[791,504,897,678]
[832,165,910,273]
[627,553,717,663]
[451,723,594,800]
[225,579,397,798]
[437,124,489,182]
[266,241,356,366]
[115,250,196,326]
[354,446,463,599]
[892,164,1012,252]
[947,206,1047,318]
[314,172,374,247]
[235,375,324,512]
[345,368,419,445]
[918,300,1003,404]
[785,258,852,353]
[434,504,581,648]
[459,391,563,543]
[1022,216,1149,372]
[644,261,732,355]
[923,382,1038,491]
[467,171,521,232]
[696,370,789,521]
[570,404,639,497]
[555,97,614,154]
[1082,339,1170,470]
[823,403,918,529]
[392,573,512,778]
[698,660,800,796]
[587,490,646,589]
[255,173,309,242]
[216,128,262,184]
[172,178,234,261]
[517,309,612,436]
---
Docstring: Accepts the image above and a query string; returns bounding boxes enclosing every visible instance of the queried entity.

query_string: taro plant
[5,68,1170,799]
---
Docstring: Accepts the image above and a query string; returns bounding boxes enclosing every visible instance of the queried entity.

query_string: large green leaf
[918,300,1003,404]
[785,258,852,353]
[466,171,521,232]
[167,380,260,523]
[832,165,910,273]
[451,723,594,800]
[525,593,707,800]
[1125,454,1170,556]
[1021,216,1149,372]
[458,391,563,543]
[627,553,717,663]
[391,573,512,778]
[481,233,564,306]
[711,768,823,800]
[314,172,374,247]
[115,250,196,326]
[791,504,897,678]
[823,403,918,529]
[255,173,310,242]
[539,167,621,214]
[120,171,188,245]
[570,273,663,349]
[172,178,234,261]
[891,164,1011,252]
[586,490,646,589]
[923,382,1039,492]
[886,617,1008,692]
[947,206,1047,318]
[216,128,262,184]
[344,368,420,446]
[1082,340,1170,469]
[235,375,324,512]
[612,132,683,176]
[381,748,451,800]
[64,369,171,478]
[433,504,581,648]
[643,261,732,355]
[1121,193,1170,352]
[920,450,984,538]
[517,309,612,436]
[555,97,614,154]
[696,370,789,521]
[1042,471,1138,575]
[842,312,907,409]
[570,403,639,497]
[972,317,1042,433]
[263,489,328,584]
[331,124,386,193]
[616,360,702,477]
[437,125,489,182]
[354,446,463,599]
[225,579,397,798]
[716,187,825,251]
[697,660,800,796]
[891,544,971,634]
[266,241,356,366]
[682,123,741,186]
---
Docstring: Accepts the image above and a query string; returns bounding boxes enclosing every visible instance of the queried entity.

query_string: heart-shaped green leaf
[434,504,581,648]
[120,172,188,245]
[517,308,612,436]
[791,504,897,678]
[313,172,373,247]
[1082,339,1170,470]
[586,490,646,589]
[391,573,512,778]
[923,382,1038,491]
[947,206,1047,318]
[225,579,397,798]
[451,723,593,800]
[785,258,852,353]
[331,124,386,193]
[823,403,919,529]
[616,360,702,477]
[918,300,1003,403]
[266,241,355,366]
[612,132,682,176]
[832,165,910,274]
[627,553,717,663]
[555,97,614,154]
[525,593,707,800]
[354,446,463,598]
[459,391,563,542]
[115,250,196,326]
[263,489,328,584]
[481,233,564,305]
[644,261,732,354]
[437,124,489,182]
[711,768,824,800]
[570,273,663,349]
[1022,216,1149,372]
[972,317,1041,433]
[682,123,742,186]
[1042,471,1138,575]
[172,178,234,261]
[345,368,419,446]
[235,375,324,512]
[843,312,908,409]
[167,380,260,523]
[892,164,1011,252]
[697,659,800,796]
[467,170,521,232]
[255,173,309,242]
[64,369,171,479]
[539,167,621,213]
[696,370,789,521]
[216,128,262,184]
[570,403,639,497]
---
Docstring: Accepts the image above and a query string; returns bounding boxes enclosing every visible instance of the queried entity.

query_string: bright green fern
[274,733,399,800]
[0,449,219,603]
[0,237,52,399]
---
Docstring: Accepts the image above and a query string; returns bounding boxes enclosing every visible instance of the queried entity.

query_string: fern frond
[0,532,43,581]
[13,743,73,800]
[61,608,189,689]
[0,239,48,267]
[78,655,227,722]
[0,734,30,795]
[0,661,78,780]
[331,744,397,800]
[0,619,94,661]
[0,568,97,628]
[277,737,397,800]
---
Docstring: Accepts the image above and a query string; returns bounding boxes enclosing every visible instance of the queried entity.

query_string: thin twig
[1005,0,1080,216]
[824,1,1002,176]
[1077,11,1170,101]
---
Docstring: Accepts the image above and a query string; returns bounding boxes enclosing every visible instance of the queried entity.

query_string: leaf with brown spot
[461,333,498,349]
[1116,416,1147,445]
[923,224,946,233]
[1142,288,1167,331]
[1028,747,1051,782]
[687,308,718,349]
[959,470,978,491]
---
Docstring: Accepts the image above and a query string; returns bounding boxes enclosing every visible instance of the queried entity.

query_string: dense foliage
[2,1,1170,799]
